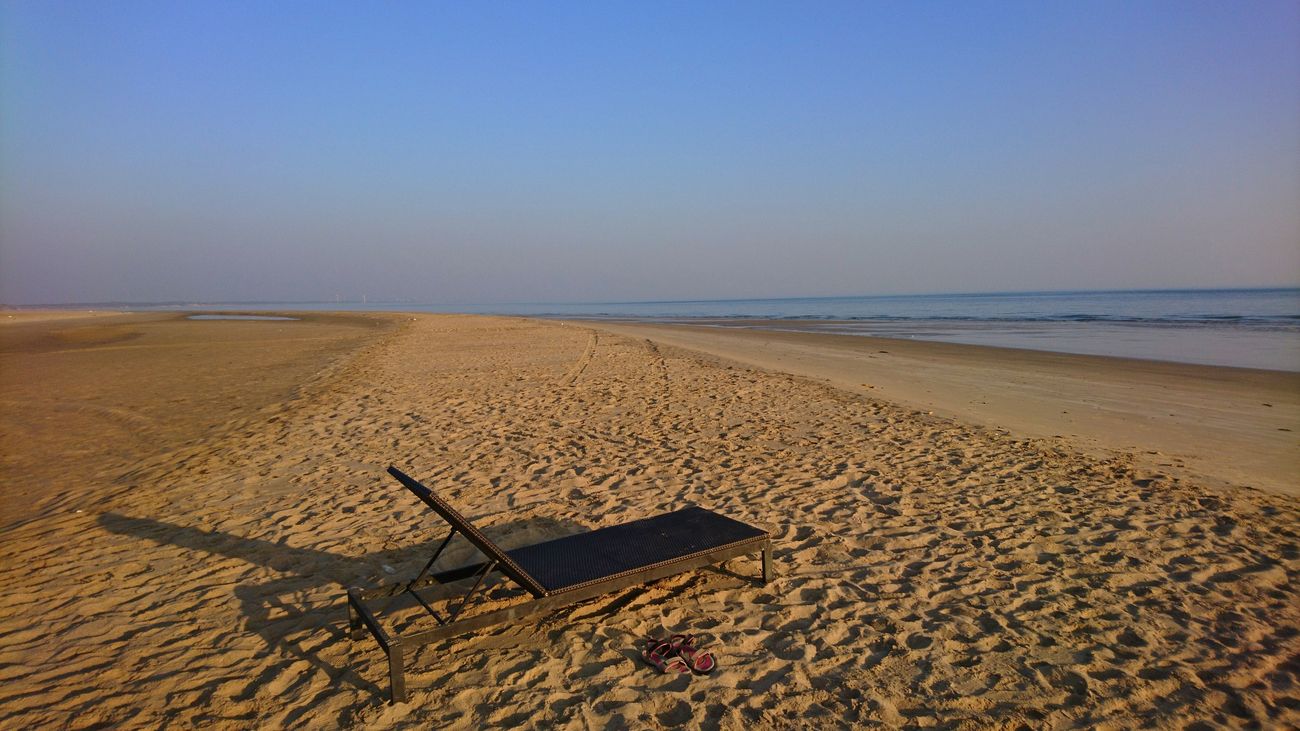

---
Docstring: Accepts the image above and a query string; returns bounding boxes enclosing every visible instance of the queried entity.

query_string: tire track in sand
[559,331,598,386]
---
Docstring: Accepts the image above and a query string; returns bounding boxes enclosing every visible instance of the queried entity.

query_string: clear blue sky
[2,1,1297,304]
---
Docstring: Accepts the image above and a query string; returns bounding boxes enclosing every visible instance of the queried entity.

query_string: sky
[1,1,1297,305]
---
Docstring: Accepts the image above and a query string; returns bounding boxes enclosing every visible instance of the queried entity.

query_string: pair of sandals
[643,634,716,675]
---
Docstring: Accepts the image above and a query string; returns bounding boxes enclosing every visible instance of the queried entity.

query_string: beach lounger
[346,466,772,702]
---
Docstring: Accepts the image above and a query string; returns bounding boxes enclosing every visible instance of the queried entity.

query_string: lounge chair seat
[506,507,768,593]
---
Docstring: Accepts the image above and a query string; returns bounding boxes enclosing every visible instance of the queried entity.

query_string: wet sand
[0,314,1297,728]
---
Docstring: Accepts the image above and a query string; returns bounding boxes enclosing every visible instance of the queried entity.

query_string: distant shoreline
[5,286,1298,371]
[582,318,1300,497]
[593,316,1300,373]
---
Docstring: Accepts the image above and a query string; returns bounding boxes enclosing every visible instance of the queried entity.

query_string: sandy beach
[584,321,1300,496]
[1,312,1297,728]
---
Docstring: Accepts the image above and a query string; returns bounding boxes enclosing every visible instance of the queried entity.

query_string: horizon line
[4,285,1299,310]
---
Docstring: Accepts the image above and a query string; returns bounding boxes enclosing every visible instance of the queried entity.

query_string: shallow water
[710,319,1300,372]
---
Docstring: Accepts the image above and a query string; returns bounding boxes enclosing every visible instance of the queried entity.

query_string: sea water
[147,288,1300,371]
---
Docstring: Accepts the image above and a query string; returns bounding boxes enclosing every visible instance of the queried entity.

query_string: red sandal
[668,634,717,675]
[643,638,691,674]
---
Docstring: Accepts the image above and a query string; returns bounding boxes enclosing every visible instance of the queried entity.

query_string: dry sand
[1,313,1297,729]
[0,311,393,526]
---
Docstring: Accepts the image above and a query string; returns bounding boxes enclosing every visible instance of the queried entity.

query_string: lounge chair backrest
[387,466,548,597]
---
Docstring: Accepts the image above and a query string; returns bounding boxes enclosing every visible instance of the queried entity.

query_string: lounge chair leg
[347,591,365,640]
[388,641,407,703]
[761,542,772,584]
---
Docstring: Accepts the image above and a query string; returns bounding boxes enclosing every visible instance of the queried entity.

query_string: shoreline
[11,287,1299,373]
[601,316,1300,373]
[577,319,1300,496]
